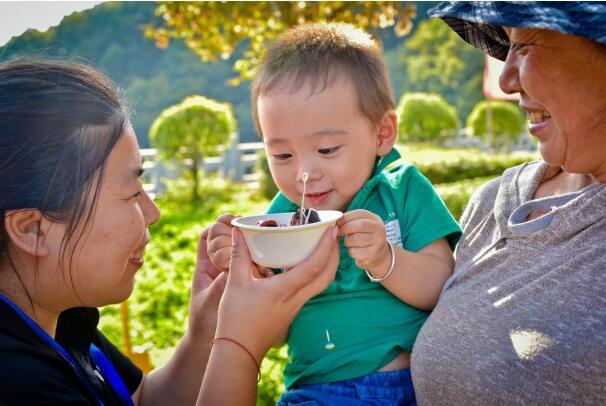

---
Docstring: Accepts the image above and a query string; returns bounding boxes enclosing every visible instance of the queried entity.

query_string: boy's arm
[368,238,453,310]
[338,209,454,311]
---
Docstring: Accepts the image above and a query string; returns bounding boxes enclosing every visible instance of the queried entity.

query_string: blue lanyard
[0,295,133,406]
[90,343,134,406]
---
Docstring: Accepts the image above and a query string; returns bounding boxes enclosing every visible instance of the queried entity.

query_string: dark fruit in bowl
[290,208,321,226]
[256,219,281,227]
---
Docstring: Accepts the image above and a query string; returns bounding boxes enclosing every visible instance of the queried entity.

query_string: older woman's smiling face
[499,28,606,181]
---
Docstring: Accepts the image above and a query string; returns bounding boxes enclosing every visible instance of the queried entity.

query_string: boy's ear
[376,111,398,157]
[3,209,50,258]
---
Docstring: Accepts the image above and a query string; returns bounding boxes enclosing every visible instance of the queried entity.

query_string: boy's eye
[318,146,340,155]
[133,190,143,199]
[271,153,292,161]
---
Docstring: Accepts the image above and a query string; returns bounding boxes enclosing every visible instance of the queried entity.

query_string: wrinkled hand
[207,214,238,272]
[187,227,228,343]
[215,225,340,362]
[337,209,391,277]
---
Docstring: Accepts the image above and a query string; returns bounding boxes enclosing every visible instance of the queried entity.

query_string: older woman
[410,2,606,404]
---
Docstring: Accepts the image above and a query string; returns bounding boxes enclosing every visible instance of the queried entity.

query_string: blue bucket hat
[428,1,606,61]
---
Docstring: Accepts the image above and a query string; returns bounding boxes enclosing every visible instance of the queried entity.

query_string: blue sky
[0,1,102,47]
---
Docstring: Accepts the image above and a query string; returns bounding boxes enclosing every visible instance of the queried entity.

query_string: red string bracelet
[212,337,261,382]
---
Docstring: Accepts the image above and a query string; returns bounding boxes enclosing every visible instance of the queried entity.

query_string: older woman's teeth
[528,111,552,123]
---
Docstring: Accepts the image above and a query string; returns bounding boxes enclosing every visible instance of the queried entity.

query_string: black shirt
[0,299,143,404]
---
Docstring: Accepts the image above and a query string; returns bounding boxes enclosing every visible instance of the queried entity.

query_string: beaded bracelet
[212,337,261,382]
[365,241,396,282]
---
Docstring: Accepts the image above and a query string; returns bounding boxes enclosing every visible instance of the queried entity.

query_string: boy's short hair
[251,22,395,137]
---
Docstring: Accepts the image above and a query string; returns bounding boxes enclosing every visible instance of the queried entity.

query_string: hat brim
[441,17,510,61]
[429,1,606,62]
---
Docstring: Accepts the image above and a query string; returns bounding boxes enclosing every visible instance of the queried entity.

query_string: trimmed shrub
[414,154,533,185]
[397,92,459,143]
[150,95,237,202]
[466,100,525,148]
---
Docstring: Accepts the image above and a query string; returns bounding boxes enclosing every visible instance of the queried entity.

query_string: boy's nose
[296,169,319,182]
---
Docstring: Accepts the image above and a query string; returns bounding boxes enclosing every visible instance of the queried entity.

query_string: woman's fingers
[276,226,339,298]
[227,227,254,286]
[216,213,238,225]
[291,235,340,305]
[208,221,233,243]
[215,226,339,361]
[254,266,275,278]
[208,238,232,269]
[187,230,229,342]
[194,228,223,290]
[204,271,228,306]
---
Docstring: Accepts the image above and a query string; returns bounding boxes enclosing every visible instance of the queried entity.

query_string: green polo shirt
[266,148,461,388]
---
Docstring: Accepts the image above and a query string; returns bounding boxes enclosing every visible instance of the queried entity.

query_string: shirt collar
[0,299,100,352]
[55,307,100,351]
[372,148,402,177]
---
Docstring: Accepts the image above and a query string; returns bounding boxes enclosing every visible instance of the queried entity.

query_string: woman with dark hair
[0,60,340,405]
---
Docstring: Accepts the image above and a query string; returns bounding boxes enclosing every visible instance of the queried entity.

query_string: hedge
[414,154,533,185]
[435,176,496,220]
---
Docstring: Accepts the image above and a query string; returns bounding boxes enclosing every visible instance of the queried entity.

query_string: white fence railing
[142,138,264,199]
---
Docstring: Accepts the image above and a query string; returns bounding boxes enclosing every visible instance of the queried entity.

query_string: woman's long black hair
[0,59,128,305]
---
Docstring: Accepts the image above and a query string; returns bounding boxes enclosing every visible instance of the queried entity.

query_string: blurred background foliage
[467,100,526,149]
[146,1,416,83]
[150,95,237,201]
[0,1,485,147]
[397,92,459,142]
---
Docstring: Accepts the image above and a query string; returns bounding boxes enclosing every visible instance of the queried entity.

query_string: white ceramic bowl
[231,210,343,269]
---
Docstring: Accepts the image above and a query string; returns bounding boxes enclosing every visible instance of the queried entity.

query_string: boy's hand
[337,209,391,277]
[208,213,274,278]
[207,213,238,272]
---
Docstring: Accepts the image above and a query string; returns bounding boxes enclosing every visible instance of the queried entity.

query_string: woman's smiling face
[499,28,606,181]
[43,127,161,307]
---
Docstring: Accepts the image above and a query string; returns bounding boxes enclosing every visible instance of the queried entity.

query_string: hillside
[0,2,482,147]
[0,2,253,146]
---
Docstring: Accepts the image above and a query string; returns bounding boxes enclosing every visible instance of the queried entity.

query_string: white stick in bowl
[299,172,309,225]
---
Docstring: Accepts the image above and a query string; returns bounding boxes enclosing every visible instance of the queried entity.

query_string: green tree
[402,18,484,121]
[149,95,237,202]
[146,1,416,83]
[397,92,459,143]
[466,100,525,149]
[0,2,262,145]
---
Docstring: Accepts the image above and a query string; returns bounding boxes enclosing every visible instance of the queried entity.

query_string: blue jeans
[277,368,416,406]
